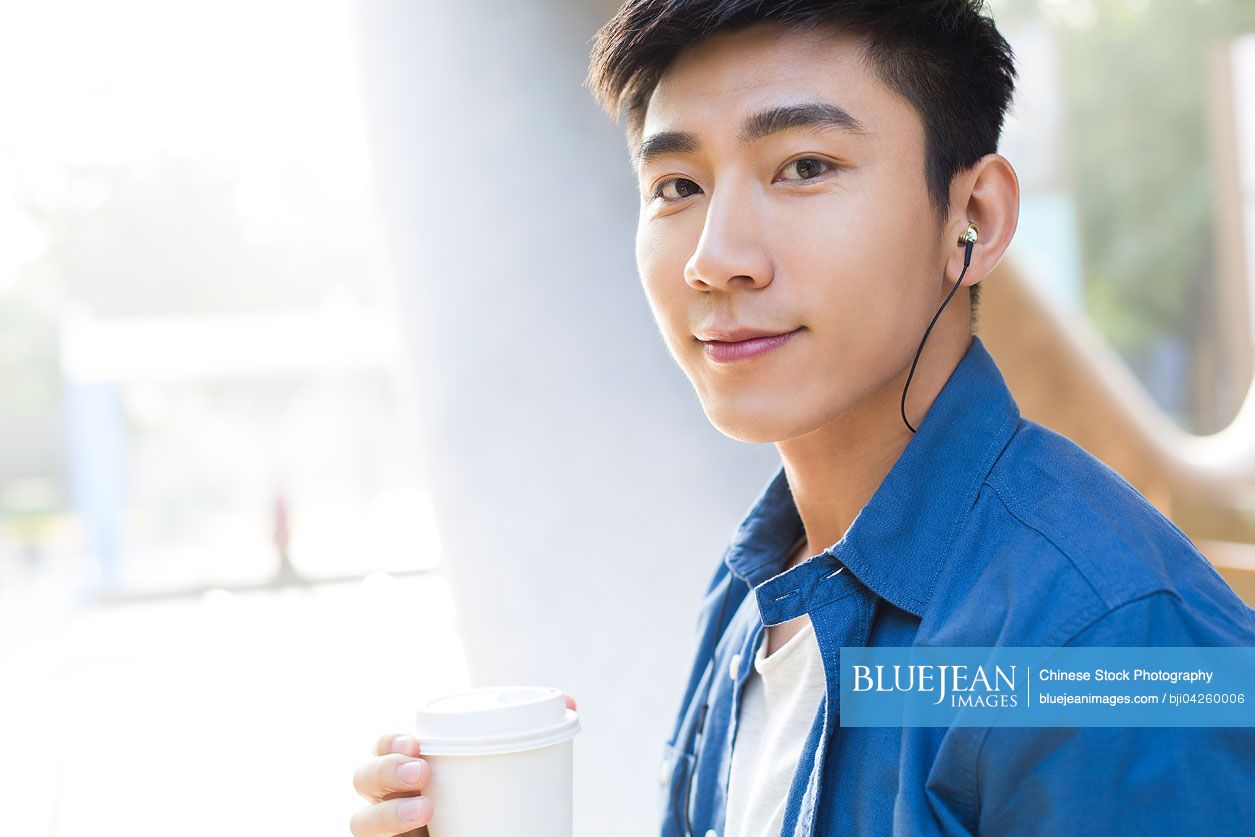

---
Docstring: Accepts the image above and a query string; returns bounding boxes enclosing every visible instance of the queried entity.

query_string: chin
[698,392,827,444]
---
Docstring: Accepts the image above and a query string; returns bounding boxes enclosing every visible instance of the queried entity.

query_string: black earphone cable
[900,231,976,434]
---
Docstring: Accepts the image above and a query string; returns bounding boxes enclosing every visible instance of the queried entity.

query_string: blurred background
[1,0,1252,833]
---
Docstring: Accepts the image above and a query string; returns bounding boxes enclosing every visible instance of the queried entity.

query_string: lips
[698,326,803,363]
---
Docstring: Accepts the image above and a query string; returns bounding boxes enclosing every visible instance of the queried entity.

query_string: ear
[945,153,1020,287]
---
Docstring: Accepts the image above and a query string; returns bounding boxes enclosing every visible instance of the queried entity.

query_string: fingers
[563,692,577,711]
[375,733,420,758]
[348,793,433,836]
[354,734,433,836]
[354,752,430,802]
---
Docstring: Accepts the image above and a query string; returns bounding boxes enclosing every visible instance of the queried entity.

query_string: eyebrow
[633,101,871,171]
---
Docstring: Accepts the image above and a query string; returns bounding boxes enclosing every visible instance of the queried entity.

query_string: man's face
[633,22,954,443]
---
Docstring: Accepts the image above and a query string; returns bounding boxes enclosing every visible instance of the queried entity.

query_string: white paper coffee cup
[412,685,580,837]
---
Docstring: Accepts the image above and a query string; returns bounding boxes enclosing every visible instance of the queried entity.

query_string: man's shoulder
[984,417,1203,608]
[936,417,1255,646]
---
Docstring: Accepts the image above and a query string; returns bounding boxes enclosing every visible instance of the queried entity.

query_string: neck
[775,326,973,571]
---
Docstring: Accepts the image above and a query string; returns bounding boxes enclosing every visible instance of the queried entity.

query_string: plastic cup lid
[413,685,581,755]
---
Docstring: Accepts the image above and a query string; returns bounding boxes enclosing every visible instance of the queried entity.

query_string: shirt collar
[722,334,1021,620]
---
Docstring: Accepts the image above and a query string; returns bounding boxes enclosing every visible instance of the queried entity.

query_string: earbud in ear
[959,222,979,247]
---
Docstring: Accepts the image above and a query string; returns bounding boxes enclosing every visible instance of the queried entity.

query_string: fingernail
[390,735,417,755]
[397,760,425,785]
[398,797,429,822]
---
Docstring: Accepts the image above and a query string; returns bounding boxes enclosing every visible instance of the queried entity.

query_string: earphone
[899,221,979,433]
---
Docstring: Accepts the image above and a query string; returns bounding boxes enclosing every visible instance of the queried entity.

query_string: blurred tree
[994,0,1255,433]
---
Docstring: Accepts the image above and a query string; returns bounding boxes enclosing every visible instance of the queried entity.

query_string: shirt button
[729,653,742,681]
[705,830,719,837]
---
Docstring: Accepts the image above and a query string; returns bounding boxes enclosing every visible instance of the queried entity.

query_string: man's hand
[349,693,577,836]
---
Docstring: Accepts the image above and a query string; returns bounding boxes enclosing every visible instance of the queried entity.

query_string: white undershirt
[724,611,826,837]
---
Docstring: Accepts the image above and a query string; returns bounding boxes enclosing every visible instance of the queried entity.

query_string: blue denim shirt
[657,335,1255,837]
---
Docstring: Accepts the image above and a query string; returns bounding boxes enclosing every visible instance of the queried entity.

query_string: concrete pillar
[351,1,779,831]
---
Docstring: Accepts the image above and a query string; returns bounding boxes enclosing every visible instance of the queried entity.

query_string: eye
[777,157,838,183]
[651,177,703,203]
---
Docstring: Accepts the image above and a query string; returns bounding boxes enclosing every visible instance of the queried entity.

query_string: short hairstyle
[585,0,1019,332]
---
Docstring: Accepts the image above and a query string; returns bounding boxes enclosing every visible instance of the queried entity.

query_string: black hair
[585,0,1019,331]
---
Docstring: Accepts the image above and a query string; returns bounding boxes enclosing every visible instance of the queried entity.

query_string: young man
[347,2,1254,834]
[582,1,1255,835]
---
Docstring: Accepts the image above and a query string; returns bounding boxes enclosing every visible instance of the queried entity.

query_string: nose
[683,182,773,293]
